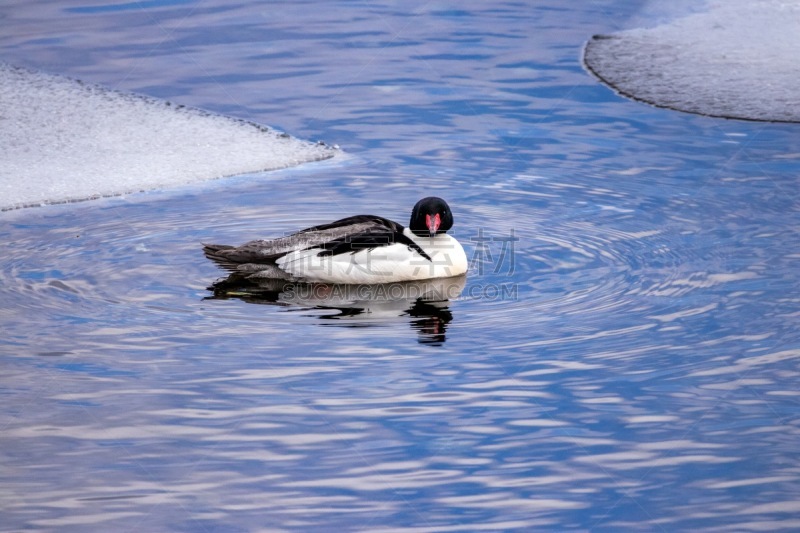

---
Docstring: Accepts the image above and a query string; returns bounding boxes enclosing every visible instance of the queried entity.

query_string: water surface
[2,1,800,531]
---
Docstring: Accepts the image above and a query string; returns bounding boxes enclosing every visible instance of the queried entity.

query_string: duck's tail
[202,243,239,270]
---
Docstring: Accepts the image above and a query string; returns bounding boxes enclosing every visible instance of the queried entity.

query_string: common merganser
[203,197,468,284]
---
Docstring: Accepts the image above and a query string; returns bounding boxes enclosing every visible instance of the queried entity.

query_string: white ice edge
[0,63,338,210]
[582,0,800,122]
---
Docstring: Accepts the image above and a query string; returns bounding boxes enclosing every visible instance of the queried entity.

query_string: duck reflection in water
[206,274,466,345]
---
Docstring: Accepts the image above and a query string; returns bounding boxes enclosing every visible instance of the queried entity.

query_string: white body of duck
[204,197,468,284]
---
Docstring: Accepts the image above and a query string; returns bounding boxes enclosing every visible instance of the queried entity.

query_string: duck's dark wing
[297,215,402,235]
[203,215,405,268]
[316,227,432,261]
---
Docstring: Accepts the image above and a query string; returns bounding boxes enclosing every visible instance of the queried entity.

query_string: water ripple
[3,0,800,531]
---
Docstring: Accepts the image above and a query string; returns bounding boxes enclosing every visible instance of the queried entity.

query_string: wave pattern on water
[1,0,800,531]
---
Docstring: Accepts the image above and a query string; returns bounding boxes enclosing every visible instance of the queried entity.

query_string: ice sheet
[583,0,800,122]
[0,63,337,210]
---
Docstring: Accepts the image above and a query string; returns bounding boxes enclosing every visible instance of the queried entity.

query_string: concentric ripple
[3,0,800,530]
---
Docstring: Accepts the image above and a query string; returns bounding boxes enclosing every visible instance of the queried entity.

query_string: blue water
[2,1,800,531]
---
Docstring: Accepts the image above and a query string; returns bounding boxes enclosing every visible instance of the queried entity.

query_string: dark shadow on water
[205,274,466,345]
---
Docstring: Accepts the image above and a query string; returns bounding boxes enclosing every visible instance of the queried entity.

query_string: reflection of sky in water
[2,0,800,531]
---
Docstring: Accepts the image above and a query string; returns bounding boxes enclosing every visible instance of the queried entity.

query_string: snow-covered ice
[583,0,800,122]
[0,63,337,210]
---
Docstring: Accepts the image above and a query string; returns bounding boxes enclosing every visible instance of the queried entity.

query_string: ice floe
[0,63,337,210]
[583,0,800,122]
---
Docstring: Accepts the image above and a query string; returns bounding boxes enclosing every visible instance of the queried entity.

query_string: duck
[203,197,468,284]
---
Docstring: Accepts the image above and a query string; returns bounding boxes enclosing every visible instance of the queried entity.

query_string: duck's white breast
[276,230,467,283]
[408,231,468,280]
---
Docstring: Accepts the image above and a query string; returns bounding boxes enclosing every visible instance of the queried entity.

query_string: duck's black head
[409,197,454,237]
